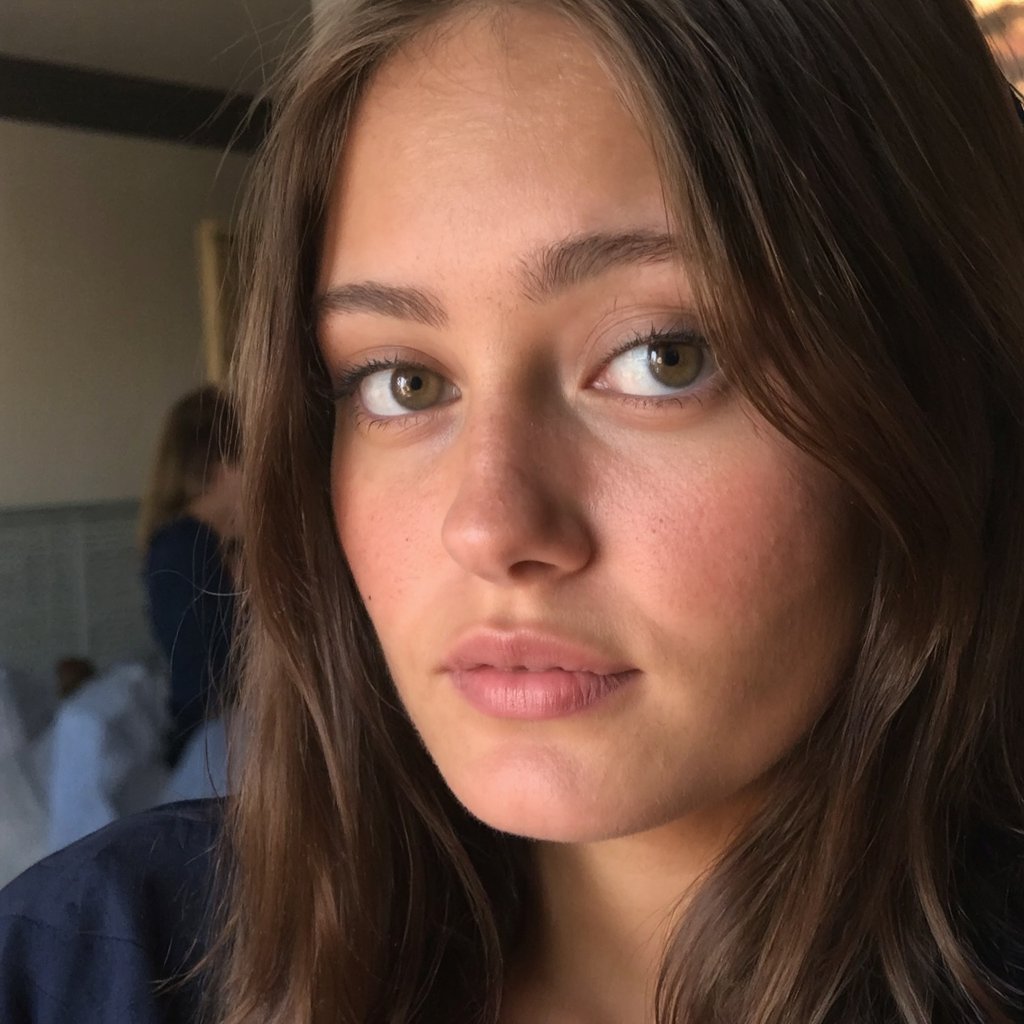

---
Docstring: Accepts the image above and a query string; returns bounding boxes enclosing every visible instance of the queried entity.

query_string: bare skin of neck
[501,801,754,1024]
[186,463,242,544]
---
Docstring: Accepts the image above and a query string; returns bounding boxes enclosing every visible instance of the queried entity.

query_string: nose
[441,408,594,586]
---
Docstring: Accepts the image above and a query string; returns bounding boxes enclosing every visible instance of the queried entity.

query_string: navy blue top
[2,804,1023,1022]
[144,517,236,765]
[0,801,218,1024]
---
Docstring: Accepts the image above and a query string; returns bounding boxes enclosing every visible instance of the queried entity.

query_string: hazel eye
[359,367,453,417]
[598,335,713,397]
[647,341,703,388]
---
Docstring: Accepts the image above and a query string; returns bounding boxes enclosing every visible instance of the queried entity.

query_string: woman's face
[318,9,862,843]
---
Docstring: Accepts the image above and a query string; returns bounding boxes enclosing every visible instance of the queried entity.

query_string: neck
[506,804,752,1024]
[187,491,231,540]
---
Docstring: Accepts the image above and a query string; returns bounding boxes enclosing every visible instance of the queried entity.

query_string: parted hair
[212,1,1024,1021]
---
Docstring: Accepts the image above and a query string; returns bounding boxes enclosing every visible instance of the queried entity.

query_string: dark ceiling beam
[0,53,269,153]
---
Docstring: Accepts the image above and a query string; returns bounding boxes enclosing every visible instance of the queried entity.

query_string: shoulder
[146,517,216,566]
[145,519,228,591]
[0,800,222,1024]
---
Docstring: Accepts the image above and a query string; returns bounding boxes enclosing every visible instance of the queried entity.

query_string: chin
[440,749,669,844]
[465,797,622,843]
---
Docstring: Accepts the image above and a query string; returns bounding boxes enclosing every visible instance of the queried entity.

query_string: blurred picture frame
[196,219,239,386]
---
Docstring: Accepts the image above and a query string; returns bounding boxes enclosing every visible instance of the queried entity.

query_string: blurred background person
[138,385,241,767]
[0,0,304,880]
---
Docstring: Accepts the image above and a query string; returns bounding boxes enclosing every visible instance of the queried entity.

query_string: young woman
[3,1,1024,1022]
[139,385,242,764]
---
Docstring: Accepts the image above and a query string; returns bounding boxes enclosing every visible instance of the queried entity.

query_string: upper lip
[441,628,635,675]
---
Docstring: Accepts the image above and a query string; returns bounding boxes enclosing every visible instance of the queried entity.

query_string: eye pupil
[647,341,702,388]
[391,369,442,410]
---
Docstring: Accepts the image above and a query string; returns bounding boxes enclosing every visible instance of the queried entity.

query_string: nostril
[507,558,562,581]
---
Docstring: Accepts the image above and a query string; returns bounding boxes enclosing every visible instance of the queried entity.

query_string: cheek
[331,439,443,614]
[602,429,857,662]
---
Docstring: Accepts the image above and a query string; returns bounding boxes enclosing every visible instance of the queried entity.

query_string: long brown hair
[214,1,1024,1020]
[137,385,241,549]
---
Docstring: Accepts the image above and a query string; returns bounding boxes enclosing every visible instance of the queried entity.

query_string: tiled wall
[0,502,156,677]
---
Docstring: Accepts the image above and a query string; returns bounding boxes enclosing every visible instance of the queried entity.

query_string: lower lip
[450,667,638,720]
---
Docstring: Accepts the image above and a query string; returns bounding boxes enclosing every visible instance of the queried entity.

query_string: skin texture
[317,9,864,1020]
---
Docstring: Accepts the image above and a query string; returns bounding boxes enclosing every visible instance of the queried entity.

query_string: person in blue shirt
[138,386,241,766]
[4,1,1024,1022]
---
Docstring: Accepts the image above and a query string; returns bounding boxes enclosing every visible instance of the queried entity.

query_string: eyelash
[331,355,407,403]
[329,355,434,433]
[330,326,718,426]
[597,325,717,408]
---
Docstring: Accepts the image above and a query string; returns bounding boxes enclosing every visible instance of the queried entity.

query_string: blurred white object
[0,686,26,760]
[0,745,47,888]
[0,665,55,885]
[47,662,169,852]
[0,665,56,759]
[161,716,229,803]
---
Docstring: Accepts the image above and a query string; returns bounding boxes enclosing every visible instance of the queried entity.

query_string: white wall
[0,119,250,508]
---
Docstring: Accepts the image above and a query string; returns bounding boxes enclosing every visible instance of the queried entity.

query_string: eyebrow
[315,230,683,327]
[316,281,448,328]
[519,230,683,302]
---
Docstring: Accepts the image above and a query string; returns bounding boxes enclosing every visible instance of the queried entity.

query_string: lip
[441,628,639,720]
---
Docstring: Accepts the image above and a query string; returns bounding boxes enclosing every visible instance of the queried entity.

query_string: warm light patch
[977,2,1024,90]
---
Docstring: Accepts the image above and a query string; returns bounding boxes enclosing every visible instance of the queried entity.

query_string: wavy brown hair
[212,1,1024,1021]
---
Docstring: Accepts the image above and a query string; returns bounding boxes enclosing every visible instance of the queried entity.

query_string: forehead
[362,7,622,136]
[318,7,671,287]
